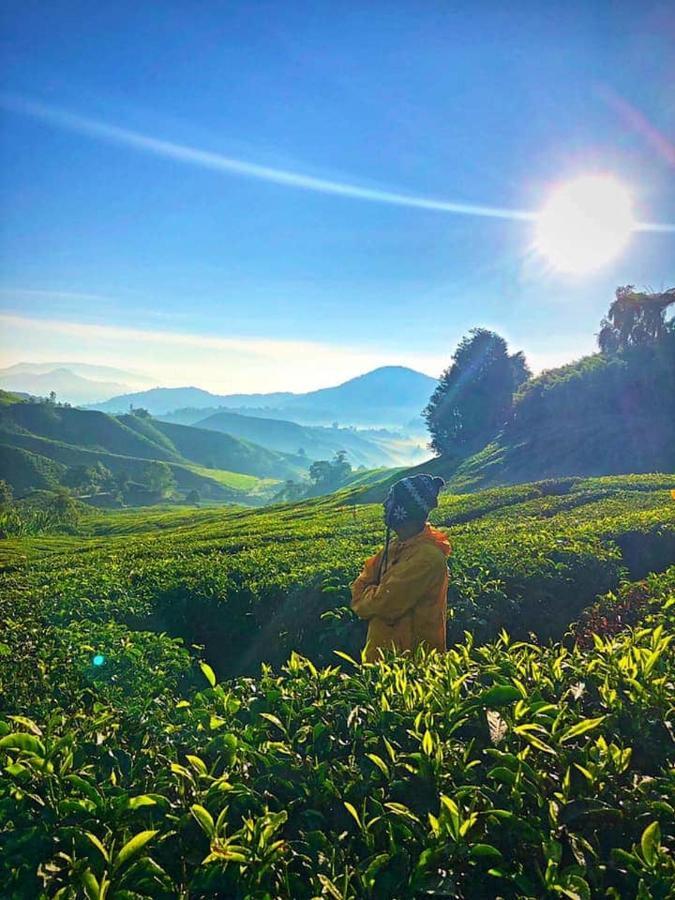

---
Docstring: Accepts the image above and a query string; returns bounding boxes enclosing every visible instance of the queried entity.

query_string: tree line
[424,286,674,459]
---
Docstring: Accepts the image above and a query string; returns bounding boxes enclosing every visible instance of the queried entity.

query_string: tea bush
[0,475,673,896]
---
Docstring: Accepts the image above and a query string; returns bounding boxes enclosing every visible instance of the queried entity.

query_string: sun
[535,175,635,274]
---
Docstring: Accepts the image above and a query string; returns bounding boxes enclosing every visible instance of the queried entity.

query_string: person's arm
[352,546,445,625]
[350,549,384,607]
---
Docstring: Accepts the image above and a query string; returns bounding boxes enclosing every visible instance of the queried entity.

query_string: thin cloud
[0,313,447,392]
[1,93,539,223]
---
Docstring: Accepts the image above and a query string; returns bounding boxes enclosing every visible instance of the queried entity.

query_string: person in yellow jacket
[351,474,451,662]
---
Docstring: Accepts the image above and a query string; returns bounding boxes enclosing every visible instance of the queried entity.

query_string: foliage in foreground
[1,569,673,898]
[0,475,673,897]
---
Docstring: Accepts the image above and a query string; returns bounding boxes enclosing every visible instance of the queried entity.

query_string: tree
[143,461,177,498]
[309,460,333,487]
[186,489,201,505]
[424,328,530,457]
[309,452,352,490]
[62,463,114,494]
[598,286,675,353]
[48,487,79,523]
[331,450,351,482]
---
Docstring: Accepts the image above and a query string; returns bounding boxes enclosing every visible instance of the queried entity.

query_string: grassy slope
[151,418,306,480]
[0,398,310,503]
[192,409,407,467]
[1,475,673,896]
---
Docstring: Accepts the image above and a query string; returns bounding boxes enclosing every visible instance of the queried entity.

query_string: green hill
[354,336,675,502]
[0,398,308,504]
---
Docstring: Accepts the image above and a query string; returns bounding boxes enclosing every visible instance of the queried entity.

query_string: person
[351,474,451,662]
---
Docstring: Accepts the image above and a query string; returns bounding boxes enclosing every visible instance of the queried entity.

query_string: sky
[1,0,674,393]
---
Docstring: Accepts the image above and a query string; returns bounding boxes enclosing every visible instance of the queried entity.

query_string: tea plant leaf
[560,716,606,743]
[113,830,158,871]
[366,753,390,779]
[191,804,215,837]
[84,831,109,864]
[469,843,503,862]
[343,801,362,831]
[186,754,208,775]
[81,869,101,900]
[333,650,359,667]
[422,730,434,756]
[475,684,522,707]
[128,795,158,810]
[259,712,285,732]
[317,874,343,899]
[640,821,660,867]
[7,715,42,736]
[199,662,216,688]
[0,732,45,756]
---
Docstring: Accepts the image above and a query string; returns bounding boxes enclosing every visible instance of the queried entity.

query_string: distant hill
[89,366,437,429]
[0,362,155,405]
[0,366,136,404]
[351,337,675,502]
[1,361,153,385]
[0,398,308,504]
[187,409,427,468]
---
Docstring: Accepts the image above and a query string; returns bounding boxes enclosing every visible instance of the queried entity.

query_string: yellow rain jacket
[351,524,451,662]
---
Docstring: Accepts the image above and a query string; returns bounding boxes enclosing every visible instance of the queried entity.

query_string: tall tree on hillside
[598,286,675,353]
[424,329,530,457]
[144,461,177,498]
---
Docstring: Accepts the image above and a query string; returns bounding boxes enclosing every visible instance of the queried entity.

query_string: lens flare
[92,654,105,666]
[535,175,635,273]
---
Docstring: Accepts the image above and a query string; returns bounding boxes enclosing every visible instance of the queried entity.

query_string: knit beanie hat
[383,474,445,526]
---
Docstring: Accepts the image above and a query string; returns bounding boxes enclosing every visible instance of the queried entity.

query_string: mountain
[89,366,437,428]
[0,366,135,405]
[187,409,427,468]
[351,337,675,502]
[0,362,153,385]
[0,397,308,504]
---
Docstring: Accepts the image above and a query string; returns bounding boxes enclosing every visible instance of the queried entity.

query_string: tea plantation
[1,474,674,897]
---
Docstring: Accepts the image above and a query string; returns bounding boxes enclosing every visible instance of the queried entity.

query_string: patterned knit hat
[383,474,445,526]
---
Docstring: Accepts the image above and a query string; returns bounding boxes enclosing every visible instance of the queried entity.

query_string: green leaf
[259,712,285,731]
[8,715,42,736]
[366,753,390,779]
[0,732,45,756]
[191,804,215,837]
[113,830,158,871]
[475,684,522,707]
[344,801,362,830]
[422,730,434,756]
[640,821,660,867]
[186,754,208,775]
[317,874,343,899]
[199,662,216,688]
[81,869,100,900]
[333,650,359,666]
[128,795,158,811]
[560,874,591,900]
[560,716,606,743]
[517,730,556,755]
[84,831,109,864]
[364,853,390,888]
[470,844,503,862]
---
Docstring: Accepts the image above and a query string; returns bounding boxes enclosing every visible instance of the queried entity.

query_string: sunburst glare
[535,175,635,273]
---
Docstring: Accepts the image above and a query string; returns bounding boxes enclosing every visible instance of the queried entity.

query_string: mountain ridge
[87,366,436,428]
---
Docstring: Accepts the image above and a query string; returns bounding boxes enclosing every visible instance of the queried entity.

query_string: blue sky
[1,1,673,392]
